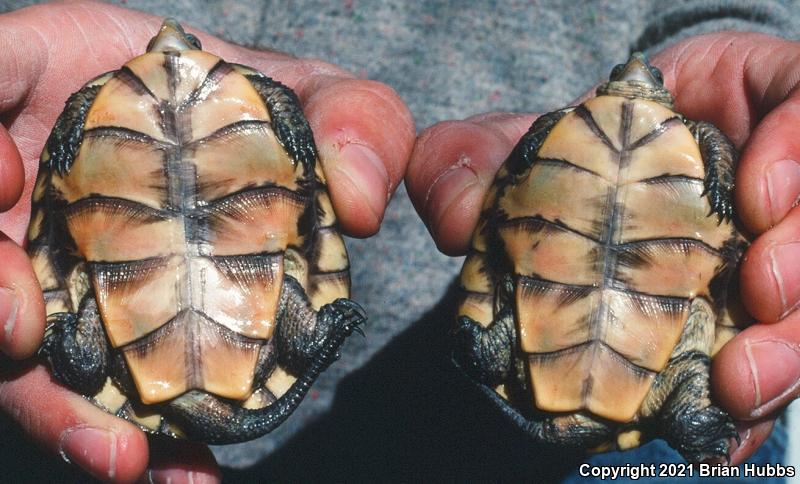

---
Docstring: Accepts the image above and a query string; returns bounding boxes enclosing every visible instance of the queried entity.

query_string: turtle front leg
[643,298,736,462]
[454,308,516,387]
[40,293,109,396]
[686,119,737,222]
[275,275,365,375]
[505,108,572,175]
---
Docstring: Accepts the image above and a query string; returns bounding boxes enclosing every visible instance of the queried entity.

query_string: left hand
[406,31,800,464]
[0,1,414,482]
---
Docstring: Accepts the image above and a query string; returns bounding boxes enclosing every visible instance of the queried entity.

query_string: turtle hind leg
[657,352,737,462]
[40,293,109,396]
[642,298,736,462]
[454,309,515,386]
[275,276,365,375]
[166,297,364,444]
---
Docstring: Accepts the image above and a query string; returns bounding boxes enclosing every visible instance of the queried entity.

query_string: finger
[133,12,411,239]
[732,34,800,235]
[0,234,44,359]
[739,207,800,322]
[730,418,776,466]
[144,438,220,484]
[736,99,800,234]
[304,78,416,237]
[0,364,149,482]
[0,4,161,244]
[406,114,536,255]
[148,49,411,238]
[712,315,800,421]
[0,127,24,212]
[0,1,315,122]
[651,32,800,234]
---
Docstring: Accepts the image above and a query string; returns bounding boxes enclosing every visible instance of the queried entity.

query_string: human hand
[0,1,414,482]
[406,31,800,464]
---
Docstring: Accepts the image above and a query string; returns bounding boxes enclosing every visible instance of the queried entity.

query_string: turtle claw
[329,298,367,334]
[316,298,366,348]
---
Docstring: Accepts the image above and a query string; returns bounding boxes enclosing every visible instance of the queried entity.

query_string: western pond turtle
[455,53,746,462]
[27,19,365,444]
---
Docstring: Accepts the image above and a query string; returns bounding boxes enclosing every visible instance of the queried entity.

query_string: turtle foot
[453,316,485,379]
[317,298,366,361]
[40,296,108,396]
[666,404,737,463]
[453,312,515,386]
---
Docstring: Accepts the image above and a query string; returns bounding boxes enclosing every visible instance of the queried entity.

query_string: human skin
[407,31,800,465]
[0,1,414,482]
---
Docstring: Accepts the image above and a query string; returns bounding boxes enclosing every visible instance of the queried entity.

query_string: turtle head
[597,53,673,107]
[146,18,202,53]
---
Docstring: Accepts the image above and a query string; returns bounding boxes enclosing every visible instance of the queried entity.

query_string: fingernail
[59,427,118,481]
[148,469,219,484]
[768,242,800,318]
[0,287,19,354]
[766,159,800,226]
[425,157,480,222]
[336,143,389,218]
[744,339,800,418]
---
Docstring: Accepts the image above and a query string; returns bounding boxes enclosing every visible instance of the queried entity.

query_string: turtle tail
[486,388,612,448]
[457,360,613,448]
[518,413,613,448]
[167,316,361,444]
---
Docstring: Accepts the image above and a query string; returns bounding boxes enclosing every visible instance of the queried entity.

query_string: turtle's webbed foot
[665,404,737,463]
[688,119,737,223]
[40,304,108,396]
[453,312,514,386]
[315,298,366,360]
[453,316,487,380]
[705,174,734,223]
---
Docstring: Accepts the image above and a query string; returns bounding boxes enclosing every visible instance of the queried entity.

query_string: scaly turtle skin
[27,19,365,444]
[454,53,746,462]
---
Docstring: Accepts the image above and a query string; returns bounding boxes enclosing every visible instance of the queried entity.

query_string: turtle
[454,53,747,462]
[26,19,365,444]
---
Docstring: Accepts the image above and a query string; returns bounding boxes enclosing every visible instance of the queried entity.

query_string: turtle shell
[459,95,739,423]
[27,37,351,426]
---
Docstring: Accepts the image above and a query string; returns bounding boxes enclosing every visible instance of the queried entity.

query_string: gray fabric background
[0,0,798,481]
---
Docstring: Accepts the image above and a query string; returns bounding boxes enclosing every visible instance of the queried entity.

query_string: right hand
[406,31,800,464]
